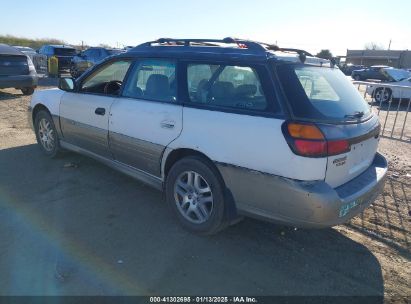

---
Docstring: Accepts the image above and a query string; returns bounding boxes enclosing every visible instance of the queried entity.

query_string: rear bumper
[218,153,388,228]
[0,75,38,89]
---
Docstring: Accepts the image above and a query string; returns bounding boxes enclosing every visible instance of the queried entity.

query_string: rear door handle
[95,107,106,116]
[161,120,175,129]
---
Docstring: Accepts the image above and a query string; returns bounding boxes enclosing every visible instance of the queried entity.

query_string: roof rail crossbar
[277,48,314,57]
[137,37,279,53]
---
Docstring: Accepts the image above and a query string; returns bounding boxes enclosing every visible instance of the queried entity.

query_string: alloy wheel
[174,171,214,224]
[38,118,55,152]
[375,89,390,103]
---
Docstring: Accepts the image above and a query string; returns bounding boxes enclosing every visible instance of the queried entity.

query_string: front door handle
[161,120,175,129]
[95,107,106,116]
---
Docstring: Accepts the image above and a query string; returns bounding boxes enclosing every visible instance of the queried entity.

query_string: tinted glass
[187,64,267,111]
[81,60,131,91]
[277,64,371,122]
[54,48,77,56]
[123,59,176,102]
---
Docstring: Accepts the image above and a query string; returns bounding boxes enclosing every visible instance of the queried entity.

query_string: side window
[187,64,267,111]
[80,60,131,95]
[123,59,177,102]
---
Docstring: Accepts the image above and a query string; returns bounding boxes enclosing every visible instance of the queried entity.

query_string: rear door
[60,59,132,158]
[108,58,182,177]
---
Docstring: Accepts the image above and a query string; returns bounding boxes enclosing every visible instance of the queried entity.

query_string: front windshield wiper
[344,111,365,120]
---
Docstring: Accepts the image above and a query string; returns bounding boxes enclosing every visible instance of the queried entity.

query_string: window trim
[180,60,284,118]
[120,57,180,104]
[76,58,133,97]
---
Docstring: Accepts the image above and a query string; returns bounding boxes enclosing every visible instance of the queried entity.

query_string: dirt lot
[0,86,410,300]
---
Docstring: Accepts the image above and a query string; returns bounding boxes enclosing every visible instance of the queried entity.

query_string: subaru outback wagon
[28,38,387,234]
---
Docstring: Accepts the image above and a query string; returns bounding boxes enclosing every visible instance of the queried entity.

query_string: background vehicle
[38,44,77,75]
[340,63,365,76]
[70,47,124,78]
[351,65,392,81]
[0,44,38,95]
[366,69,411,102]
[29,38,387,234]
[13,46,37,60]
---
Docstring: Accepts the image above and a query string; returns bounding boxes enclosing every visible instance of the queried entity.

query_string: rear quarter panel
[168,107,327,181]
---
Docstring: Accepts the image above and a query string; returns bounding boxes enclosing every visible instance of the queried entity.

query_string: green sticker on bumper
[339,199,361,218]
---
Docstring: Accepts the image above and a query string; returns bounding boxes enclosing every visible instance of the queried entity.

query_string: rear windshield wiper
[344,111,365,120]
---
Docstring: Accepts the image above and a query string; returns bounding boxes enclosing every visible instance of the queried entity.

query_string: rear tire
[34,110,61,158]
[21,87,35,95]
[165,156,227,235]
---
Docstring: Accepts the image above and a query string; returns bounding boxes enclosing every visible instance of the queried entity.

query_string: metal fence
[353,81,411,142]
[32,54,48,75]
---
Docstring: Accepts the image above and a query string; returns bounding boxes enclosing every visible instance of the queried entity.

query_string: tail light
[282,122,351,157]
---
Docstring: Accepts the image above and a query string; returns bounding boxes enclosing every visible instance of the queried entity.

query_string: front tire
[21,87,35,95]
[166,156,227,235]
[374,88,392,103]
[34,110,61,157]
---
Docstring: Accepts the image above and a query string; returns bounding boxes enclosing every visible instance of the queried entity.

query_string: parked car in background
[70,47,124,78]
[351,65,392,81]
[340,63,365,76]
[0,44,38,95]
[38,45,77,75]
[28,37,387,234]
[366,68,411,102]
[13,46,37,60]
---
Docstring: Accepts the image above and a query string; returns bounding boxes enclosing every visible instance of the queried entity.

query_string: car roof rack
[137,37,279,52]
[135,37,315,62]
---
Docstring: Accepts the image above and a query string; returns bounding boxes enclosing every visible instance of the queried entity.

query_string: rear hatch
[0,55,29,76]
[277,63,380,188]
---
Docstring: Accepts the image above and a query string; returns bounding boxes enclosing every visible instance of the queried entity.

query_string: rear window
[54,48,76,56]
[187,63,268,111]
[276,64,371,122]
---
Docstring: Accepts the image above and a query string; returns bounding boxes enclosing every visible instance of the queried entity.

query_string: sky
[1,0,410,56]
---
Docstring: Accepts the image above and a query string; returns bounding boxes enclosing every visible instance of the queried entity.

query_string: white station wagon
[29,38,388,234]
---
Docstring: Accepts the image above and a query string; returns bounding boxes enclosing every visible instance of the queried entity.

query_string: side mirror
[59,77,75,92]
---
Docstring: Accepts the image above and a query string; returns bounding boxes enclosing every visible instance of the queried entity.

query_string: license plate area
[339,197,364,218]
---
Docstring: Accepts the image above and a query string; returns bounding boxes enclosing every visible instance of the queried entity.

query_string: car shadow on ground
[0,89,22,100]
[0,144,384,298]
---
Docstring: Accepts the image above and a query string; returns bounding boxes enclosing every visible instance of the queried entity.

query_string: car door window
[187,63,268,111]
[123,59,177,102]
[80,60,131,95]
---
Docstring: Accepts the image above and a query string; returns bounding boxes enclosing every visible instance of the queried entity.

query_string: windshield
[54,48,77,56]
[383,68,411,82]
[276,64,371,123]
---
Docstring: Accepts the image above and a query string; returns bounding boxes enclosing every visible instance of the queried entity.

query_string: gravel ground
[0,86,409,301]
